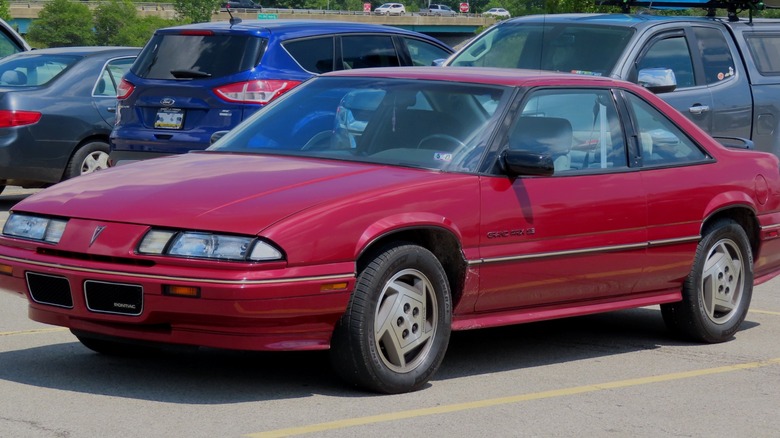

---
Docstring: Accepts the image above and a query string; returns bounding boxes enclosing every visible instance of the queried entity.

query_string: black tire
[661,219,753,343]
[330,243,452,394]
[71,329,161,357]
[65,141,110,180]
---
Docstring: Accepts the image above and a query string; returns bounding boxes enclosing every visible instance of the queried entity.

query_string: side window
[744,33,780,75]
[637,36,695,88]
[510,89,626,173]
[341,35,400,69]
[694,27,736,84]
[625,92,707,166]
[94,57,135,97]
[402,37,451,66]
[283,37,335,73]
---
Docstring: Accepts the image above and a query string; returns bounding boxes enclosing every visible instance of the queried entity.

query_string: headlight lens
[3,214,68,243]
[138,229,283,262]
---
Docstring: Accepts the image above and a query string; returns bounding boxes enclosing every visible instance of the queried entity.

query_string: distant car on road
[374,2,406,15]
[0,46,138,195]
[222,0,262,9]
[483,7,511,18]
[5,67,780,394]
[420,4,457,16]
[110,20,452,165]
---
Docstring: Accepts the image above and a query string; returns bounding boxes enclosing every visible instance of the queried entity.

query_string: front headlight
[138,229,283,262]
[3,213,67,243]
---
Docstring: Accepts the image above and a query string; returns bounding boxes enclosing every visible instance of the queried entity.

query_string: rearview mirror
[638,68,677,94]
[500,150,555,177]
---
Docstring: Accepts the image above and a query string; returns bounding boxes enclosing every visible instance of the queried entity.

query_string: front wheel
[661,219,753,343]
[330,243,451,394]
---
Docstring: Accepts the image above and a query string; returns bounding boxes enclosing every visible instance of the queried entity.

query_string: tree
[0,0,11,22]
[173,0,222,23]
[116,16,180,47]
[26,0,95,48]
[94,0,139,46]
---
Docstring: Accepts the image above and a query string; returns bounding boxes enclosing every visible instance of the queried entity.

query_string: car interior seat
[1,69,27,86]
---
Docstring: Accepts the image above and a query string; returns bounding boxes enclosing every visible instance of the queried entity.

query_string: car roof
[6,46,140,57]
[323,66,632,88]
[499,13,780,29]
[158,19,436,40]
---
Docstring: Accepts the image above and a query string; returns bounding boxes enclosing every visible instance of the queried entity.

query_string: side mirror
[638,68,677,94]
[714,136,754,150]
[210,130,230,145]
[500,149,555,177]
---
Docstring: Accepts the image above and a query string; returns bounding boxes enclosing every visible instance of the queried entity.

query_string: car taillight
[213,80,302,105]
[0,110,42,128]
[117,79,135,100]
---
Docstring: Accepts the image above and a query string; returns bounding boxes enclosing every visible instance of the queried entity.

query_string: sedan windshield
[208,76,511,172]
[448,22,634,77]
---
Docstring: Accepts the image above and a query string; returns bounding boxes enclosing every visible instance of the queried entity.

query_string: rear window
[131,33,266,80]
[0,54,78,86]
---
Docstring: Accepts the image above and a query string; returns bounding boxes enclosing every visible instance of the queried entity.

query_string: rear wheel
[65,141,110,179]
[661,219,753,343]
[330,243,451,394]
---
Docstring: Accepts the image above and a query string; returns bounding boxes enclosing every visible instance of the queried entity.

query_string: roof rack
[596,0,777,21]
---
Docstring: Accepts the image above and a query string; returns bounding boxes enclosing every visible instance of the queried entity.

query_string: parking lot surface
[1,187,779,437]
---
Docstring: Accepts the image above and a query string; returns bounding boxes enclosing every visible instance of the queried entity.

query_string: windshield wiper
[170,69,212,79]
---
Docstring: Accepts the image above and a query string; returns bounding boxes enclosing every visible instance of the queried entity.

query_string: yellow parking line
[246,357,780,438]
[750,309,780,316]
[0,327,68,336]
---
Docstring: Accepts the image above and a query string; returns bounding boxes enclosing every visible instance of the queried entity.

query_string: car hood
[13,153,450,235]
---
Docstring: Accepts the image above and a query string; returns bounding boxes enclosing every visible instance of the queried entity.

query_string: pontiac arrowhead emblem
[89,226,106,247]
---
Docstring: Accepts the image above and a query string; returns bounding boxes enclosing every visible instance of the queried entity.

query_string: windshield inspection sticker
[434,152,453,161]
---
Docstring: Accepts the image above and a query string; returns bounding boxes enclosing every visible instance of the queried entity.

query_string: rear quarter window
[283,36,335,73]
[132,33,266,80]
[744,33,780,75]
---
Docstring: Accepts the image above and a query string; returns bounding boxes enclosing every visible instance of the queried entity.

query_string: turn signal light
[320,282,348,292]
[164,285,200,298]
[0,263,13,275]
[213,80,301,105]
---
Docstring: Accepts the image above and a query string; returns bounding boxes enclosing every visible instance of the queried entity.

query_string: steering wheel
[417,134,465,151]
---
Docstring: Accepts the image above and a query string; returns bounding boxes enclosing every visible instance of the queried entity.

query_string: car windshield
[207,76,510,172]
[448,22,634,77]
[132,33,267,80]
[0,54,79,87]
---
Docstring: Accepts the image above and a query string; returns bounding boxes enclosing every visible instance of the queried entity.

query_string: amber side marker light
[0,264,13,275]
[164,285,200,298]
[320,282,348,292]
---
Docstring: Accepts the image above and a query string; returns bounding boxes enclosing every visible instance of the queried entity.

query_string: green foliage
[94,0,138,45]
[0,0,11,22]
[173,0,222,23]
[27,0,95,48]
[116,16,181,46]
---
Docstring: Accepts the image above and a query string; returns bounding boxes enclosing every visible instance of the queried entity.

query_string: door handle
[688,105,710,115]
[106,107,116,113]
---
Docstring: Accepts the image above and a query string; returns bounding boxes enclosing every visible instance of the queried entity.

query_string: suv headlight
[3,213,67,243]
[138,229,283,262]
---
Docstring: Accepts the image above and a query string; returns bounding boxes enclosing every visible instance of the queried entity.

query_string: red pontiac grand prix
[2,67,780,394]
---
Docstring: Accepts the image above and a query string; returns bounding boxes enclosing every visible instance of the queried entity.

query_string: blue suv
[110,20,453,165]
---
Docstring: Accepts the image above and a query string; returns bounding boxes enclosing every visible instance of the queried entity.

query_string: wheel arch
[356,226,468,309]
[701,205,760,262]
[59,134,111,180]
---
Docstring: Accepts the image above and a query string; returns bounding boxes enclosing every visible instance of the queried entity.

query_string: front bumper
[0,241,355,351]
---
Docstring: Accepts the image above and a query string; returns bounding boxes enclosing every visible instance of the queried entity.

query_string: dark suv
[110,20,453,165]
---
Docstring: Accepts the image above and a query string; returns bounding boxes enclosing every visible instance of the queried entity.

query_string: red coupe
[2,67,780,394]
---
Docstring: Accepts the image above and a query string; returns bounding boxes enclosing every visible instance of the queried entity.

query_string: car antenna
[226,6,242,26]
